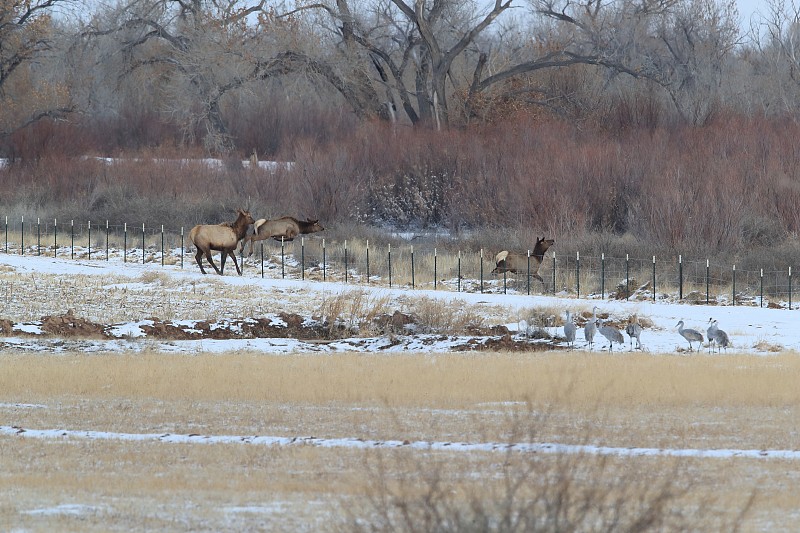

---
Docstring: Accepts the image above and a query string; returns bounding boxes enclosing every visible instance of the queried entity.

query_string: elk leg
[205,250,222,275]
[195,249,207,275]
[227,250,242,275]
[219,250,227,275]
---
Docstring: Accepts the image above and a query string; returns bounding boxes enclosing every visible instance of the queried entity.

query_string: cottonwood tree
[751,0,800,117]
[0,0,75,144]
[271,0,693,128]
[83,0,291,154]
[645,0,741,125]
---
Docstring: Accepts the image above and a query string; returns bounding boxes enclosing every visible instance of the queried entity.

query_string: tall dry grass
[4,351,800,413]
[3,350,784,531]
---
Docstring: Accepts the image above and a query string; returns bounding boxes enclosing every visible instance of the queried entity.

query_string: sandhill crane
[584,306,598,350]
[563,311,577,349]
[598,318,625,352]
[706,318,717,353]
[676,320,704,352]
[625,315,643,350]
[708,319,730,353]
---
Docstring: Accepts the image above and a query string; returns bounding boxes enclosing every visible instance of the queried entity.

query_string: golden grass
[0,436,779,532]
[4,350,800,409]
[1,350,797,530]
[3,350,800,448]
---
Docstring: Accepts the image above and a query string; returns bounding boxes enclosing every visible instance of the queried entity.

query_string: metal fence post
[343,239,346,283]
[481,249,484,294]
[323,239,327,282]
[706,259,710,305]
[601,252,605,299]
[526,250,531,296]
[88,220,91,259]
[552,252,556,294]
[789,267,793,310]
[576,251,580,298]
[281,236,286,279]
[4,216,7,253]
[652,255,656,302]
[124,223,127,263]
[434,248,438,290]
[679,255,683,300]
[387,243,391,287]
[732,264,736,306]
[410,245,415,289]
[302,237,306,281]
[161,225,164,266]
[142,223,145,264]
[180,227,184,269]
[71,220,74,259]
[53,219,57,257]
[626,254,629,301]
[760,268,764,308]
[458,250,461,292]
[21,216,24,255]
[106,221,110,261]
[261,242,264,279]
[36,218,40,256]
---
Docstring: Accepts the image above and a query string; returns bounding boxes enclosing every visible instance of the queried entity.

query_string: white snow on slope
[0,251,797,354]
[2,425,798,460]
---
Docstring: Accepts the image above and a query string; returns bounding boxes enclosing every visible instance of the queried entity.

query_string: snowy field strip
[2,425,799,460]
[1,252,799,354]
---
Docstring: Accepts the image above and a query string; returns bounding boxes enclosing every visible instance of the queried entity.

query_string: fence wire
[1,218,797,308]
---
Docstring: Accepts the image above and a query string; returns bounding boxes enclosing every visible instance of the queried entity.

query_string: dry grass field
[2,253,800,530]
[2,351,800,531]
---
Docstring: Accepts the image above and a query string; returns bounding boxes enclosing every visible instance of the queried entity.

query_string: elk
[239,216,324,256]
[491,237,555,283]
[189,208,255,275]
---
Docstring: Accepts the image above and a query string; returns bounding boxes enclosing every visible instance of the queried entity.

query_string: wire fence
[1,216,797,309]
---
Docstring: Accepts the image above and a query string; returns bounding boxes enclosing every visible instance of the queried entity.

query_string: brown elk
[491,237,555,283]
[239,216,324,256]
[189,208,255,275]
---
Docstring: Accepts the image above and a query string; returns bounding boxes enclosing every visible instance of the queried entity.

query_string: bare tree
[276,0,704,128]
[83,0,282,154]
[752,0,800,117]
[647,0,742,124]
[0,0,76,142]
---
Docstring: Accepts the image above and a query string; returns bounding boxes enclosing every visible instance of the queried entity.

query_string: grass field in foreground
[2,350,799,531]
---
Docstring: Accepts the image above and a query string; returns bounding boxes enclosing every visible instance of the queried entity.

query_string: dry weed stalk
[319,290,393,337]
[408,296,485,334]
[335,408,755,533]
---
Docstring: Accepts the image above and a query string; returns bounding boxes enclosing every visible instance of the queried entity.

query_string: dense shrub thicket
[2,113,800,264]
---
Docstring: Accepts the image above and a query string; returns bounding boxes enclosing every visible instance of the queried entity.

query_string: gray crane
[584,306,598,350]
[707,319,730,353]
[598,318,625,352]
[625,315,643,350]
[676,320,704,352]
[563,310,577,349]
[706,318,717,353]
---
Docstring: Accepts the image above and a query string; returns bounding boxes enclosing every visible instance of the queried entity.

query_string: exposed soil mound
[40,310,105,338]
[3,311,562,352]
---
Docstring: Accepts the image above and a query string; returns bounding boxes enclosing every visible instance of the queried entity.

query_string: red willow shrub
[3,113,800,257]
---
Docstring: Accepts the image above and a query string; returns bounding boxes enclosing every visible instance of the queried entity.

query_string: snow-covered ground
[0,251,796,355]
[3,424,799,460]
[3,249,800,533]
